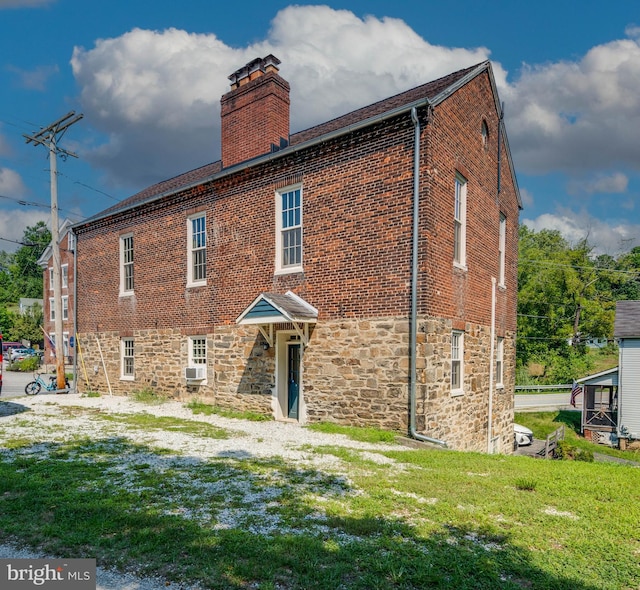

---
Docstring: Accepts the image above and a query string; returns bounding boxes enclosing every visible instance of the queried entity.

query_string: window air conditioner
[184,366,206,381]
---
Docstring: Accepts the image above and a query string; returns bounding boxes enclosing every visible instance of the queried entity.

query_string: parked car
[2,342,23,360]
[10,347,37,362]
[514,423,534,447]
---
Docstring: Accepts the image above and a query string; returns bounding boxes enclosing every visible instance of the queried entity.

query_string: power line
[520,258,640,276]
[0,193,86,222]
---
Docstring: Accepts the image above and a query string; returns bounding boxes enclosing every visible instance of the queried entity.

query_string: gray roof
[236,291,318,325]
[74,60,521,230]
[614,300,640,338]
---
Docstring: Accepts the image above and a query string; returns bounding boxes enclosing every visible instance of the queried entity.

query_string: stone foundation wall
[77,314,514,453]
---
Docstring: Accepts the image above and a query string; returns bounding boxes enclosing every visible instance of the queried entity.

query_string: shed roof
[236,291,318,325]
[614,300,640,338]
[577,367,618,387]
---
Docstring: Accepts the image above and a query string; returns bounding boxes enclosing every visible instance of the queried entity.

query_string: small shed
[577,367,618,446]
[613,300,640,448]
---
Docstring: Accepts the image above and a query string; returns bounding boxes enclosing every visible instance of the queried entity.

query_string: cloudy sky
[1,0,639,254]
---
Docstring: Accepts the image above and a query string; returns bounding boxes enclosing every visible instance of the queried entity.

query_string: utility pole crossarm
[25,111,83,390]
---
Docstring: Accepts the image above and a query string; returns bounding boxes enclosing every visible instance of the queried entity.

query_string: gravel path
[0,392,411,589]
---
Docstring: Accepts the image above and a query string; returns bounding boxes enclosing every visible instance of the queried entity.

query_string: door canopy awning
[236,290,318,347]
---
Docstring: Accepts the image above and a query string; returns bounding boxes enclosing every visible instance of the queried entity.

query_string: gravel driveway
[0,393,410,589]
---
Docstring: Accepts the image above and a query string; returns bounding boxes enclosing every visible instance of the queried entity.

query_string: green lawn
[0,403,638,589]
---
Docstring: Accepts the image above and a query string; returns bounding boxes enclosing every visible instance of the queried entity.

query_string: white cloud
[519,187,534,208]
[71,6,494,188]
[505,34,640,175]
[6,64,59,91]
[0,167,27,196]
[567,172,628,195]
[0,131,12,157]
[522,210,640,255]
[0,208,49,252]
[0,0,54,7]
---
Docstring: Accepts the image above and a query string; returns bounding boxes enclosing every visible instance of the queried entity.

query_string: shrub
[9,356,40,372]
[555,440,594,462]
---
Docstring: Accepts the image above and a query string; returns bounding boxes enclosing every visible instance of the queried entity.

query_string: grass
[515,410,640,463]
[185,400,271,422]
[98,412,235,439]
[0,403,638,589]
[131,387,170,404]
[306,422,399,443]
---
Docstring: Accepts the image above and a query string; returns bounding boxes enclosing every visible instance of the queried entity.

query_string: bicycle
[25,372,70,395]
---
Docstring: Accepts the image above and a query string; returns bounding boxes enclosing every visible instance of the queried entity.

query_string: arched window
[481,120,489,150]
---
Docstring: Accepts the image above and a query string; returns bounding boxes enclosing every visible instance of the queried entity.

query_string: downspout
[487,277,496,453]
[72,228,78,394]
[409,106,448,448]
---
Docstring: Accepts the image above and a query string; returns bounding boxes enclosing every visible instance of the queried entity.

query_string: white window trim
[49,297,55,321]
[498,213,506,288]
[275,185,303,275]
[496,336,504,389]
[451,330,464,396]
[62,296,69,321]
[49,267,53,291]
[188,336,208,384]
[119,233,134,297]
[61,264,69,289]
[453,173,467,270]
[187,213,207,288]
[121,337,135,381]
[50,332,70,357]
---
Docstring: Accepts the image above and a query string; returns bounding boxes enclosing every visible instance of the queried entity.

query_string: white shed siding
[619,338,640,439]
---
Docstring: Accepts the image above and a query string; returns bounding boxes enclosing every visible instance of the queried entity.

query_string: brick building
[38,218,75,364]
[72,56,521,452]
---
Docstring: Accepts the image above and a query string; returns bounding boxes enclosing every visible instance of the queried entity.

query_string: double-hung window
[451,330,464,395]
[188,214,206,286]
[454,173,467,267]
[62,264,69,289]
[276,186,302,273]
[496,337,504,388]
[498,213,506,287]
[121,338,134,380]
[120,234,134,295]
[62,296,69,321]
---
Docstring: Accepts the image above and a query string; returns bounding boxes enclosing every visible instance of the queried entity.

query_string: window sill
[119,291,134,298]
[453,262,468,272]
[120,375,134,381]
[187,281,207,289]
[451,389,464,397]
[274,266,304,277]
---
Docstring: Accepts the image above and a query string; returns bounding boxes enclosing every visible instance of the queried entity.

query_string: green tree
[8,222,51,299]
[7,304,44,346]
[517,226,617,382]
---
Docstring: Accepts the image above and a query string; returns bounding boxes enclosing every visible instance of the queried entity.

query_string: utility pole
[24,112,83,390]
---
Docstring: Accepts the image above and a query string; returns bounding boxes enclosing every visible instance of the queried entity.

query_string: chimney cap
[228,55,281,87]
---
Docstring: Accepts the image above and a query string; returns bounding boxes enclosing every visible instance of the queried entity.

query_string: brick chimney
[220,55,290,168]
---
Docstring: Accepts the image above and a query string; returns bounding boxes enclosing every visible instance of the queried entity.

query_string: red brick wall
[420,70,519,335]
[42,230,75,362]
[220,72,290,168]
[76,70,519,339]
